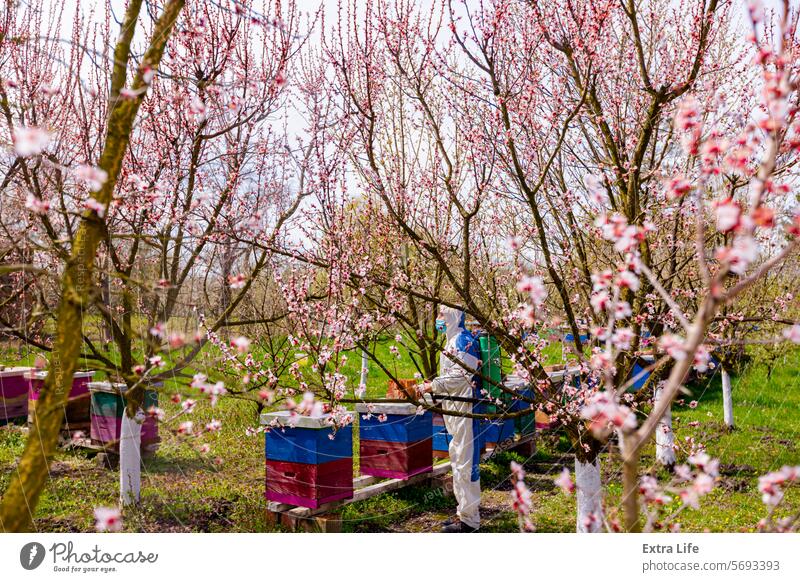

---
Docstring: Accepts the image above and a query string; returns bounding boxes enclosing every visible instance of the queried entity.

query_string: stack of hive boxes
[88,381,160,455]
[357,403,432,479]
[261,411,354,509]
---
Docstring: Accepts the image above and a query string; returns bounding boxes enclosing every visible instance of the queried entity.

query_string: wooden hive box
[0,367,33,425]
[386,378,418,399]
[88,381,160,454]
[356,403,433,479]
[261,411,354,508]
[27,370,95,431]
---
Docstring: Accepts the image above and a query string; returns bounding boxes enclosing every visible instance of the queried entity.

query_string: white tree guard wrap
[360,349,369,388]
[655,386,676,466]
[119,410,144,506]
[722,367,734,428]
[575,458,604,533]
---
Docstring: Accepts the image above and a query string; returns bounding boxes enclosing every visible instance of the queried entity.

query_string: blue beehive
[263,412,353,464]
[482,418,515,446]
[432,425,452,451]
[358,405,432,443]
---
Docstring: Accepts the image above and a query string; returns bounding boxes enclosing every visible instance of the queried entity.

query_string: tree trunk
[0,0,185,532]
[575,457,604,533]
[654,386,676,466]
[721,366,734,429]
[119,411,143,505]
[360,349,369,389]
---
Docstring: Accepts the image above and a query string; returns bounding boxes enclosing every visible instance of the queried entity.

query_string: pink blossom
[24,193,50,214]
[679,489,700,509]
[584,174,608,205]
[692,473,715,495]
[554,467,575,495]
[659,334,687,361]
[178,421,194,434]
[590,351,613,371]
[75,164,108,192]
[94,507,122,532]
[674,464,692,482]
[12,126,52,157]
[168,332,186,349]
[664,176,692,201]
[590,291,610,313]
[693,344,713,372]
[713,198,741,232]
[506,236,522,251]
[147,406,165,421]
[228,274,247,289]
[83,197,106,218]
[614,225,642,253]
[231,335,251,353]
[141,65,155,85]
[616,270,640,292]
[189,96,207,118]
[580,391,637,438]
[717,236,758,275]
[688,451,719,476]
[612,327,634,350]
[640,476,671,505]
[614,300,632,319]
[149,322,166,338]
[517,275,547,306]
[591,270,613,292]
[206,419,222,432]
[782,324,800,344]
[675,96,701,132]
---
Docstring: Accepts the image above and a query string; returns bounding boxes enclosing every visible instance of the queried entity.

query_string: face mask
[435,319,446,333]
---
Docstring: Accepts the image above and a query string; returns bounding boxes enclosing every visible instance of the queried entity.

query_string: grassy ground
[1,345,798,532]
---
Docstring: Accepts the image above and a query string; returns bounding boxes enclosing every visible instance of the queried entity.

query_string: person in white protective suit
[423,306,482,533]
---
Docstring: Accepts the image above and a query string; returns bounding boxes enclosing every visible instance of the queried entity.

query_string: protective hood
[439,306,466,340]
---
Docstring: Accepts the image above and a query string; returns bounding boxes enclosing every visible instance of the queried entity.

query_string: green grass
[1,345,798,532]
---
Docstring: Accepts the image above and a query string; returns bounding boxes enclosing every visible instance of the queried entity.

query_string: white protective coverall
[431,307,481,529]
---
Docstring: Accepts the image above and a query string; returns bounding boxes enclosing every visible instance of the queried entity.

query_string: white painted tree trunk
[360,349,369,388]
[575,458,603,533]
[722,366,734,429]
[119,411,143,506]
[655,386,676,466]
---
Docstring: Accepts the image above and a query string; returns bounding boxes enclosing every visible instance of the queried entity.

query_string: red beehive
[27,370,95,432]
[265,458,354,508]
[0,367,33,425]
[359,438,433,479]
